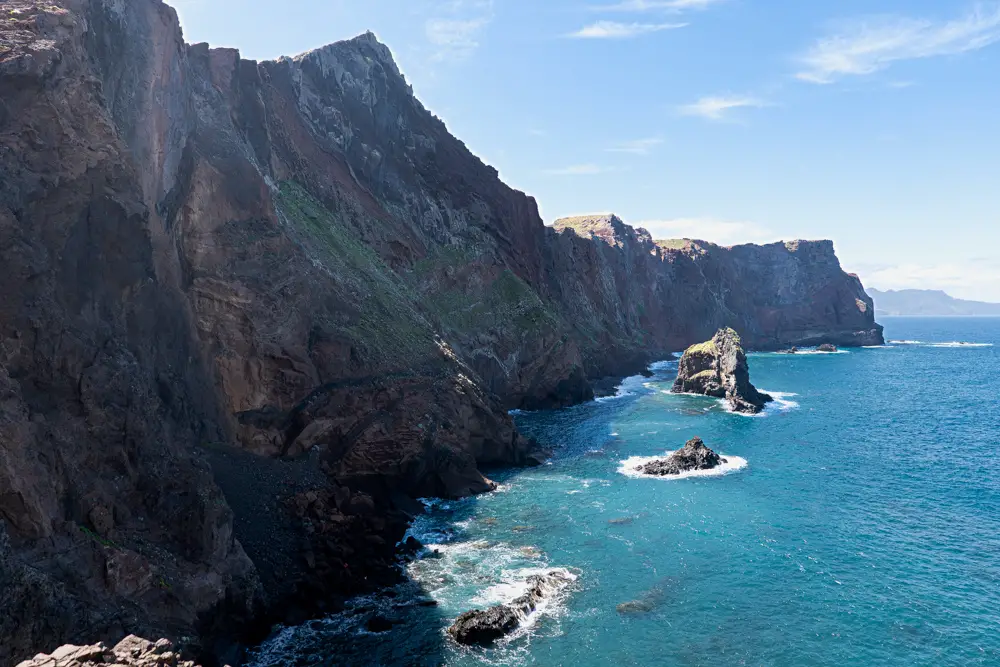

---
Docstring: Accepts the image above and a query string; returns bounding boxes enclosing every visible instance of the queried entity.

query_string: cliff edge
[0,1,882,663]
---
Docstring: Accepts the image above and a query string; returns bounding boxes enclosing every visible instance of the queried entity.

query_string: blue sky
[170,0,1000,301]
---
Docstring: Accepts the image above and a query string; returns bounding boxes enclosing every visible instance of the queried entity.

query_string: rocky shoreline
[0,0,882,664]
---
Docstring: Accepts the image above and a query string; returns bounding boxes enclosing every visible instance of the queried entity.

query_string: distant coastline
[868,288,1000,318]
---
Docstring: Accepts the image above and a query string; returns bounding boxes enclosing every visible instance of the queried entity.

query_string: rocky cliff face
[0,0,882,663]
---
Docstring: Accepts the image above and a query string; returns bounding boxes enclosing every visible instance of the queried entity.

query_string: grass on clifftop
[684,339,718,356]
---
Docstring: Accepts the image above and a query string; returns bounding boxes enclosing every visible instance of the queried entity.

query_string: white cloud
[636,217,779,245]
[796,5,1000,84]
[425,17,491,60]
[862,260,1000,302]
[425,0,494,62]
[570,20,687,39]
[606,137,663,154]
[678,95,766,121]
[592,0,725,11]
[543,164,613,176]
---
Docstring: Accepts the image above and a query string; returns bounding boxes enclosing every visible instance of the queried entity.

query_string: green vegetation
[427,268,559,338]
[275,181,436,364]
[78,524,120,550]
[684,339,718,356]
[656,239,690,250]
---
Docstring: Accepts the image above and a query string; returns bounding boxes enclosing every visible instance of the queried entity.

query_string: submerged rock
[448,570,573,645]
[638,438,726,476]
[816,343,839,353]
[672,328,774,414]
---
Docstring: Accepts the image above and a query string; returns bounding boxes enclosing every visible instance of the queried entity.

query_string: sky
[169,0,1000,302]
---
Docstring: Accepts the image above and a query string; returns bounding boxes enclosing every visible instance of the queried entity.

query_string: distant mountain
[868,289,1000,317]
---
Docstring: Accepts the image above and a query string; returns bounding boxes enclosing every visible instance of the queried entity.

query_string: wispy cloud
[569,20,687,39]
[637,217,778,245]
[591,0,726,11]
[796,5,1000,84]
[543,164,613,176]
[606,137,664,155]
[678,95,766,121]
[425,0,494,62]
[862,259,1000,301]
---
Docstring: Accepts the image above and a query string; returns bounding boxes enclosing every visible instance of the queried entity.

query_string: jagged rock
[638,438,726,476]
[14,636,209,667]
[672,329,774,414]
[817,344,839,353]
[776,347,798,354]
[448,571,573,645]
[0,0,881,661]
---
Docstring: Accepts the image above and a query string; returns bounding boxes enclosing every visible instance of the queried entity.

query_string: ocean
[249,318,1000,667]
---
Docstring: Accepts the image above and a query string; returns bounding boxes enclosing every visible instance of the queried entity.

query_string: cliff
[0,1,882,663]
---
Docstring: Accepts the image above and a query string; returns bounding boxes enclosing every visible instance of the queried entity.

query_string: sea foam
[618,452,748,480]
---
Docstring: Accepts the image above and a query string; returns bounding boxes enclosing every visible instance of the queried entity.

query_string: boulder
[14,636,210,667]
[638,438,726,476]
[448,570,572,645]
[816,344,838,353]
[776,347,798,354]
[672,328,773,414]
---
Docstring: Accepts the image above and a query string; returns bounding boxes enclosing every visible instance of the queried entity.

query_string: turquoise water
[251,318,1000,666]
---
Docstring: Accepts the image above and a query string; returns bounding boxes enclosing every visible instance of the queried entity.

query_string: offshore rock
[0,0,880,661]
[817,344,839,353]
[673,329,774,414]
[638,437,725,476]
[448,571,573,645]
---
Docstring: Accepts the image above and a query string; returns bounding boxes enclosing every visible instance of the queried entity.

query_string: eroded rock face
[0,0,881,661]
[638,438,725,476]
[673,329,774,414]
[15,636,206,667]
[447,570,573,645]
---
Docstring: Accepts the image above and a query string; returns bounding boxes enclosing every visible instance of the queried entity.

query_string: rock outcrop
[0,0,881,662]
[638,438,726,476]
[15,636,205,667]
[447,571,573,645]
[673,329,774,414]
[817,344,839,353]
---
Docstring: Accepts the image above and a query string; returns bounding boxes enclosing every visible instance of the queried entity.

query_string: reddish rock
[0,0,882,663]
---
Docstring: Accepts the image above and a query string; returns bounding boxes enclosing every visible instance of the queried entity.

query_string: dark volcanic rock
[0,0,882,661]
[448,570,573,645]
[777,347,799,354]
[816,344,839,353]
[672,328,774,414]
[638,438,726,476]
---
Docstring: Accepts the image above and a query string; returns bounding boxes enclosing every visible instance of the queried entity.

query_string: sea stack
[638,437,726,476]
[673,328,774,414]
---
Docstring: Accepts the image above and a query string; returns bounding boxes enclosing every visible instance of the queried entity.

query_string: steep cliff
[0,0,882,663]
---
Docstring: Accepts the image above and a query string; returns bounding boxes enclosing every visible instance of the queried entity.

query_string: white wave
[471,567,578,608]
[863,345,893,349]
[648,359,678,371]
[763,390,800,413]
[618,452,748,480]
[888,339,922,345]
[792,349,849,355]
[595,373,656,402]
[927,341,993,348]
